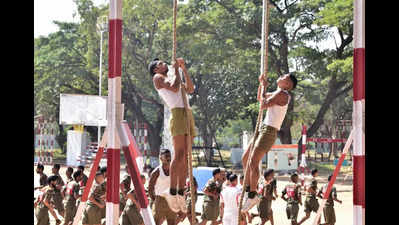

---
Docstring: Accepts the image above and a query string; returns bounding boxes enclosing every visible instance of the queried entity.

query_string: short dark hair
[148,58,160,77]
[226,171,232,180]
[289,73,298,90]
[328,174,333,181]
[160,149,170,155]
[240,174,245,180]
[263,169,274,179]
[212,168,221,176]
[96,171,104,177]
[311,169,318,176]
[290,173,298,182]
[67,167,74,173]
[53,164,61,170]
[229,174,238,182]
[37,164,44,170]
[73,170,82,180]
[78,165,85,171]
[47,175,59,184]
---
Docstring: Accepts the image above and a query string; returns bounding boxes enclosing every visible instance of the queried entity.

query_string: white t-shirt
[220,185,240,218]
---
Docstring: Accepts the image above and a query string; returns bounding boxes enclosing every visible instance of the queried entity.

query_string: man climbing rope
[241,72,297,212]
[149,57,196,213]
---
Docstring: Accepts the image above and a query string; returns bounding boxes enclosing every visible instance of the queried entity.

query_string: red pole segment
[353,0,365,224]
[118,122,155,225]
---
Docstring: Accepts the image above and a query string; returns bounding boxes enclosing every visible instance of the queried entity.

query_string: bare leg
[171,135,187,192]
[249,147,267,192]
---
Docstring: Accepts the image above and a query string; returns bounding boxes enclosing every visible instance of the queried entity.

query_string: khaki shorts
[201,199,220,221]
[35,207,49,225]
[82,204,102,224]
[304,196,319,213]
[121,204,144,225]
[152,196,177,222]
[63,203,77,224]
[54,192,65,214]
[170,108,197,137]
[323,205,336,224]
[253,125,278,152]
[257,197,272,219]
[286,203,299,222]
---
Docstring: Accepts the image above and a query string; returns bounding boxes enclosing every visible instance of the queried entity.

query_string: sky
[34,0,339,50]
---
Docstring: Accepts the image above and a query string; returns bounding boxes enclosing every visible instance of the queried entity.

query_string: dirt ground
[34,164,353,225]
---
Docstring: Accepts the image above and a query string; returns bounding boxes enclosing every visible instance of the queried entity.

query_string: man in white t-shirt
[220,174,241,225]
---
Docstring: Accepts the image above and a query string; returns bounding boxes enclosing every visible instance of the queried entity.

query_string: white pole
[98,30,104,149]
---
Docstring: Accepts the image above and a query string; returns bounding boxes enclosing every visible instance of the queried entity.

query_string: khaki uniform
[63,180,80,224]
[253,125,278,152]
[66,176,73,185]
[35,186,56,225]
[53,173,65,215]
[82,182,106,224]
[120,175,131,212]
[258,179,276,219]
[170,108,197,137]
[121,190,144,225]
[304,178,319,213]
[39,173,48,187]
[282,182,301,222]
[321,184,337,224]
[201,177,222,221]
[152,196,177,222]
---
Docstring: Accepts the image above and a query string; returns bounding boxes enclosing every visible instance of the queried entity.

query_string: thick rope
[237,0,271,221]
[172,1,196,224]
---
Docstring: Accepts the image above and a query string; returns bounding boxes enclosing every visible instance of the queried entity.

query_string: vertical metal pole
[300,125,307,186]
[106,0,123,224]
[98,30,103,149]
[353,0,365,224]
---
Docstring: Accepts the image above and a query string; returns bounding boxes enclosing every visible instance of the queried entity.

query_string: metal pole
[353,0,365,224]
[106,0,122,224]
[98,29,103,150]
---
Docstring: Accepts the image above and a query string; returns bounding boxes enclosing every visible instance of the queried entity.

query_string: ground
[34,164,353,225]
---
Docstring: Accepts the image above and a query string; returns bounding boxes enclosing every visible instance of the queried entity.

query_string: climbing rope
[238,0,271,221]
[172,0,196,223]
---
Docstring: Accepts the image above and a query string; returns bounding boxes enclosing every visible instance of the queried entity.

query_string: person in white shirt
[220,174,241,225]
[241,73,298,212]
[149,57,196,213]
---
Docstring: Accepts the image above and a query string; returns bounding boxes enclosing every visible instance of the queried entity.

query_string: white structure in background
[67,131,90,167]
[60,94,108,167]
[267,144,298,171]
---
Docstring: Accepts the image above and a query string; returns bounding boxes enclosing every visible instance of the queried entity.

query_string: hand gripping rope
[237,0,271,221]
[172,1,196,224]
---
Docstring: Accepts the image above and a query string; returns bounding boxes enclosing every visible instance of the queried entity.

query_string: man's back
[220,186,240,215]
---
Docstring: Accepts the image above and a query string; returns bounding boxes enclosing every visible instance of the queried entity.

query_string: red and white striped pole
[106,0,123,224]
[353,0,365,224]
[299,124,307,186]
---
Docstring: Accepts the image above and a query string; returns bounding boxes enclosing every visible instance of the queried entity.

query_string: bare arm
[203,188,218,199]
[153,73,180,92]
[261,90,289,109]
[88,195,104,208]
[127,192,141,209]
[43,199,59,221]
[148,168,160,201]
[177,58,194,94]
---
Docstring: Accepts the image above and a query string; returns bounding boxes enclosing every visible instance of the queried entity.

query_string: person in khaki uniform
[241,73,298,212]
[119,172,131,214]
[120,188,145,225]
[199,168,223,225]
[62,170,82,225]
[298,169,320,225]
[35,164,48,190]
[65,167,74,184]
[51,164,65,217]
[317,175,342,225]
[82,172,106,225]
[282,173,302,225]
[149,57,196,212]
[34,175,62,225]
[256,169,276,225]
